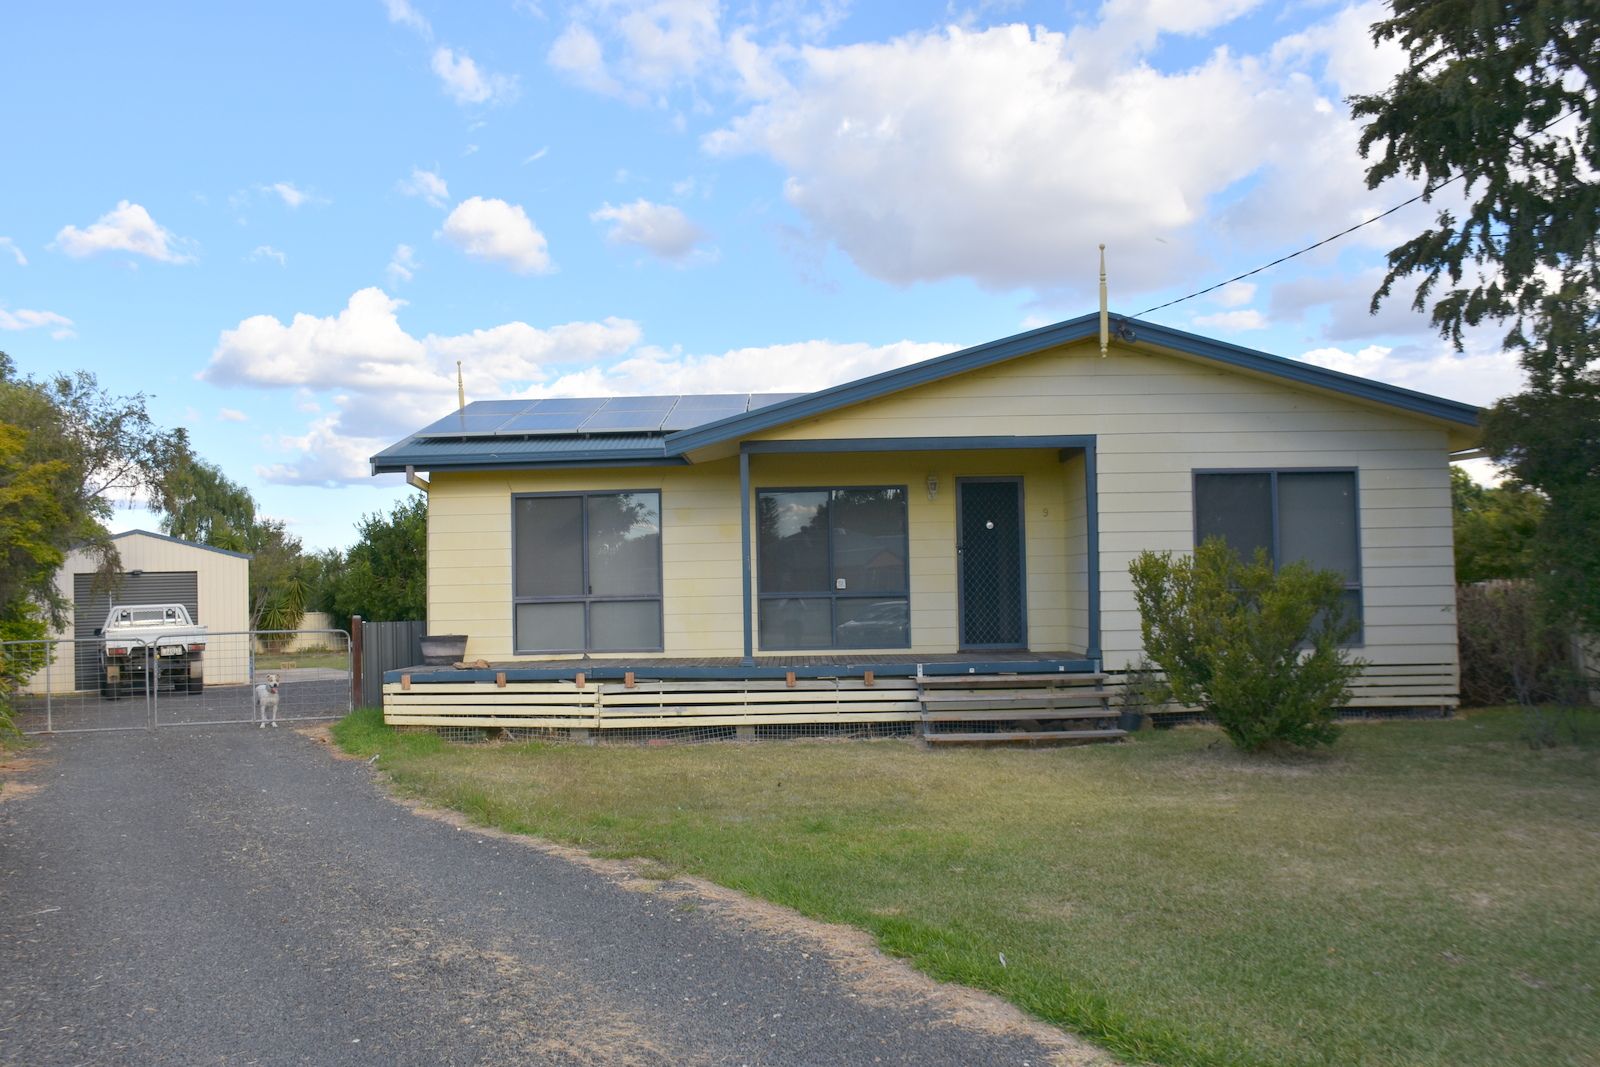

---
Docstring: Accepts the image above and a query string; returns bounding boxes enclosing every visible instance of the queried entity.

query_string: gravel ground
[0,728,1099,1066]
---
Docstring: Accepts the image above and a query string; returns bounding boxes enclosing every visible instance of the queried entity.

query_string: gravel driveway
[0,728,1102,1066]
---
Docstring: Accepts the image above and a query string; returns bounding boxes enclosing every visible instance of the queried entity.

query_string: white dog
[254,674,281,728]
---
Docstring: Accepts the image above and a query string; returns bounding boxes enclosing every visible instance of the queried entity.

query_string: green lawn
[333,709,1600,1067]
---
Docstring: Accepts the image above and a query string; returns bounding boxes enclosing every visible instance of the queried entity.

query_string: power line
[1132,107,1580,320]
[1131,176,1462,318]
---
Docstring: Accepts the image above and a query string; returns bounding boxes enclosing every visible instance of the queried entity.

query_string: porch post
[1084,439,1102,665]
[739,449,755,666]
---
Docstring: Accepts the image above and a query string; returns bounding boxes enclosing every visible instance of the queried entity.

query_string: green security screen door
[958,479,1026,649]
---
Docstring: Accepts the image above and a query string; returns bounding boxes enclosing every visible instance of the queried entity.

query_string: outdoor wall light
[926,473,939,500]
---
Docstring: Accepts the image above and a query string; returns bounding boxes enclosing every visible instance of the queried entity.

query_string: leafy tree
[1351,0,1599,630]
[319,496,426,624]
[155,455,315,632]
[1129,539,1364,752]
[0,353,188,625]
[1,354,188,730]
[1449,466,1544,583]
[159,453,258,554]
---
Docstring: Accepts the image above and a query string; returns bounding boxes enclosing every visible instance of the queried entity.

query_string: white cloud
[270,181,316,208]
[204,287,950,484]
[441,196,551,273]
[204,288,435,392]
[523,146,550,164]
[1192,309,1267,331]
[591,199,710,261]
[706,24,1304,294]
[250,245,287,266]
[431,46,518,105]
[1299,342,1523,406]
[1214,281,1256,308]
[383,0,432,38]
[1268,268,1438,341]
[386,243,418,284]
[0,307,76,340]
[0,237,26,266]
[548,0,721,98]
[690,5,1430,299]
[535,338,951,398]
[217,408,249,423]
[548,23,626,96]
[398,166,450,208]
[53,201,195,263]
[1271,1,1407,98]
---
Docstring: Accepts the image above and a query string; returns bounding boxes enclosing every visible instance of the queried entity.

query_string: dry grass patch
[335,708,1600,1067]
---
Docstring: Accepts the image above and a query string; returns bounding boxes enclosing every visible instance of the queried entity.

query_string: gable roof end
[663,313,1481,453]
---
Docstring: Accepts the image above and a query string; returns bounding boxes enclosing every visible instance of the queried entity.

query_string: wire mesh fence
[2,629,352,734]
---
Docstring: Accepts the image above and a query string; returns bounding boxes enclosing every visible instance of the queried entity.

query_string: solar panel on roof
[578,410,670,432]
[600,395,676,411]
[532,397,606,414]
[461,399,534,414]
[748,392,805,409]
[413,412,516,437]
[666,393,748,409]
[499,412,593,433]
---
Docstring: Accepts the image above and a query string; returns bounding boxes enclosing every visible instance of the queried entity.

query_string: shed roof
[371,313,1482,474]
[110,529,253,561]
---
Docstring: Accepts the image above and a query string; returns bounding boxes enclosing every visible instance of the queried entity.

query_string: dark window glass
[513,491,663,652]
[758,597,832,649]
[1278,472,1358,580]
[587,493,661,596]
[1193,470,1362,645]
[756,486,911,649]
[514,602,584,651]
[832,488,909,594]
[1195,473,1272,564]
[590,600,662,652]
[514,496,584,597]
[834,597,910,648]
[758,491,829,593]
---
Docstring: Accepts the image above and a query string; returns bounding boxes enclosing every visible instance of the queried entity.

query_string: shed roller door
[72,571,200,690]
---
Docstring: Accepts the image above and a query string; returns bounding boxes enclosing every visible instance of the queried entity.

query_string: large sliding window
[513,491,662,653]
[757,487,910,649]
[1194,469,1363,643]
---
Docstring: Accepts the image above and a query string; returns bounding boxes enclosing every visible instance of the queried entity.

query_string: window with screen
[513,491,662,653]
[1194,470,1362,643]
[757,487,910,649]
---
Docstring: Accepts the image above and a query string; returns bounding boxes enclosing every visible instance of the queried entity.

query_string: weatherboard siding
[425,449,1091,662]
[424,337,1460,705]
[745,338,1461,699]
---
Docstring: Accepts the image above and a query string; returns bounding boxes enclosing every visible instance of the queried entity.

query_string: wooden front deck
[381,652,1124,744]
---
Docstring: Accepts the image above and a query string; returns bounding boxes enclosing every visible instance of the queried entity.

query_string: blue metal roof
[370,314,1481,475]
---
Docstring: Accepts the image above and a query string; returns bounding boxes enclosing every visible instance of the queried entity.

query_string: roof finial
[1098,244,1109,359]
[456,360,466,411]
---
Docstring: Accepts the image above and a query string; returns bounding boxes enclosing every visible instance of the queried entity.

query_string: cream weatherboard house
[371,314,1479,742]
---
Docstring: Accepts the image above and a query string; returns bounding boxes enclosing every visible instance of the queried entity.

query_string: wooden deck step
[922,707,1118,723]
[920,691,1109,710]
[924,728,1126,745]
[918,673,1105,688]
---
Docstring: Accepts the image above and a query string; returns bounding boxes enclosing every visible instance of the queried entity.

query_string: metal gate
[2,629,353,735]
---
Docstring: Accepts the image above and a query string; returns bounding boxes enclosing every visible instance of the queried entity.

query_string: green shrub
[0,604,50,738]
[1129,538,1364,751]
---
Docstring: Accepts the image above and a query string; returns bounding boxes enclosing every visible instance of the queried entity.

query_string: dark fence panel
[358,620,425,709]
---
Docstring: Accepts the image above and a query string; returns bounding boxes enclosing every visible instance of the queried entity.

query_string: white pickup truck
[97,604,207,699]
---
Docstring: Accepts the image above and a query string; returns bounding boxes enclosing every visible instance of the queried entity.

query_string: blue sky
[0,0,1517,550]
